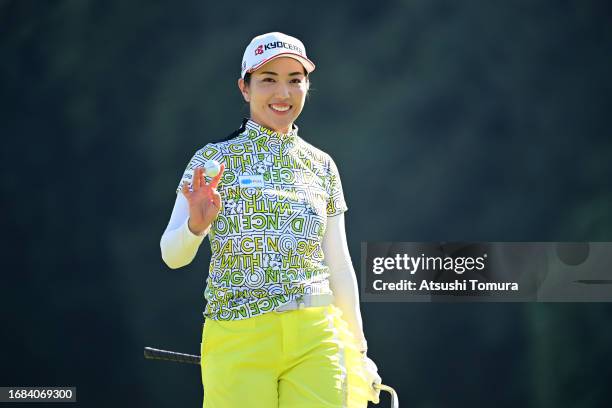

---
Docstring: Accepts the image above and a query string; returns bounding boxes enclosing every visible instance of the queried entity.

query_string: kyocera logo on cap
[240,32,316,79]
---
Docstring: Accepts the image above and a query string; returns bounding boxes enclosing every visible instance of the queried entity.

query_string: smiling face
[238,57,310,134]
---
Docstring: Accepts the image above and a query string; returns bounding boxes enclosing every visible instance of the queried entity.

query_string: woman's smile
[269,103,292,113]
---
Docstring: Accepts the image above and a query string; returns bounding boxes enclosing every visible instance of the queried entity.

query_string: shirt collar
[242,118,299,142]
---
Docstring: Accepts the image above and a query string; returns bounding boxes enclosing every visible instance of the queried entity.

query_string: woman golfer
[161,32,381,407]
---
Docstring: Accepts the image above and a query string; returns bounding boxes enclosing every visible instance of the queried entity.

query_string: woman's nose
[275,83,290,98]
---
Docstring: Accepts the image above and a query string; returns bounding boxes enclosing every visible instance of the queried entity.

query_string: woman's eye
[291,78,302,83]
[262,78,275,82]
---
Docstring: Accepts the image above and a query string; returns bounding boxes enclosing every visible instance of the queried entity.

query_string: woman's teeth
[270,104,291,112]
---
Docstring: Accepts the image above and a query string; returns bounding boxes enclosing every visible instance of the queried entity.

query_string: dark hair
[244,72,253,86]
[214,117,249,143]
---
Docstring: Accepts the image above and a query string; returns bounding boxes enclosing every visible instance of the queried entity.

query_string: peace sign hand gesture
[181,164,225,235]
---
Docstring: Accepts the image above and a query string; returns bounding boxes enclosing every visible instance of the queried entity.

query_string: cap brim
[246,52,316,77]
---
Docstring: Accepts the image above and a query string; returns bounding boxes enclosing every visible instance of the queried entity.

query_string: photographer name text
[372,279,519,292]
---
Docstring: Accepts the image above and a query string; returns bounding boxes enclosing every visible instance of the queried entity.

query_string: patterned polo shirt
[177,119,348,321]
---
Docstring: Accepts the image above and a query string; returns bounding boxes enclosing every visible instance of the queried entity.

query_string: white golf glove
[362,354,382,404]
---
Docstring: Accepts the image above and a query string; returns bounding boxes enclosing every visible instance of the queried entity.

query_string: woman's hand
[363,354,383,404]
[180,164,225,235]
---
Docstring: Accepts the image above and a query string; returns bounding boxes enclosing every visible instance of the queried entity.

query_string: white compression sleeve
[160,193,209,269]
[322,213,368,351]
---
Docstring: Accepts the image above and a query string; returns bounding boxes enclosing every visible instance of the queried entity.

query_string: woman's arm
[322,213,368,353]
[323,213,383,403]
[160,193,210,269]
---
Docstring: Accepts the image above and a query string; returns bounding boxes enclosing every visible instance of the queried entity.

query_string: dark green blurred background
[2,0,611,407]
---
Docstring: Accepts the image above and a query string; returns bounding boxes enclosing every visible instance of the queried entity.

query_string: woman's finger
[181,180,190,197]
[200,167,208,187]
[209,163,225,189]
[192,167,201,190]
[211,191,221,209]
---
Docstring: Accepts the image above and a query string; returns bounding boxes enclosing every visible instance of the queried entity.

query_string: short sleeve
[326,156,348,216]
[175,143,223,194]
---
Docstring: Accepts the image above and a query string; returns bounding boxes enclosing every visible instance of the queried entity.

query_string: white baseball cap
[240,32,316,79]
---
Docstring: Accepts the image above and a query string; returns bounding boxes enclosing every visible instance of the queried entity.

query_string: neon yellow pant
[200,304,370,408]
